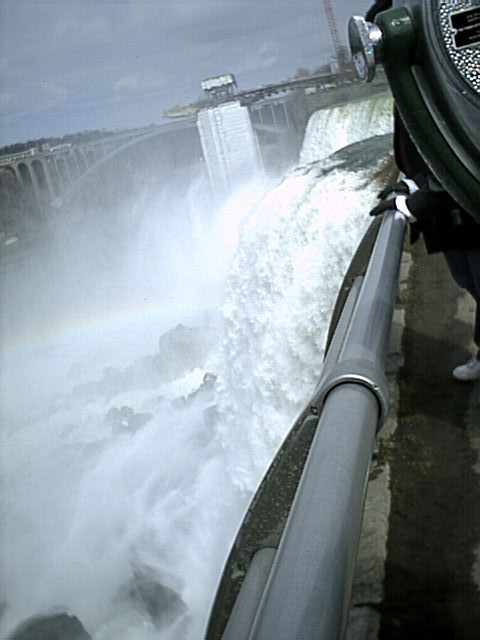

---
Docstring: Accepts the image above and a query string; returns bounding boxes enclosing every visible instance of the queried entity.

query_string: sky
[0,1,364,147]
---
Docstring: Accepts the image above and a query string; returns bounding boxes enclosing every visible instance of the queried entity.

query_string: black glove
[369,198,397,217]
[369,178,420,219]
[377,179,415,200]
[371,174,462,223]
[369,195,417,221]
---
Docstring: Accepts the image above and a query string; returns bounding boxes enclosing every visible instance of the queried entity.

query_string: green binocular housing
[349,1,480,222]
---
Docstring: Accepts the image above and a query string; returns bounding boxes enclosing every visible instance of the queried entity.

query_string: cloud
[53,14,111,46]
[0,90,18,114]
[239,42,280,75]
[37,80,69,108]
[257,42,280,68]
[113,75,139,94]
[113,73,165,95]
[0,0,349,144]
[0,66,68,120]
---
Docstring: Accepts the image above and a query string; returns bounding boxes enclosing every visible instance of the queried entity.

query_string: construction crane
[322,0,344,66]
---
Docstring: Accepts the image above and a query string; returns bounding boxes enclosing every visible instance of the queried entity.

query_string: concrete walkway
[347,240,480,639]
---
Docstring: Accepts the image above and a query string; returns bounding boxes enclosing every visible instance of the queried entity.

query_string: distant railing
[0,148,37,165]
[206,208,407,639]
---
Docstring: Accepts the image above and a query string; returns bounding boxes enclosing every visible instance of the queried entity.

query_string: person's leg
[465,249,480,351]
[443,249,480,380]
[444,249,477,300]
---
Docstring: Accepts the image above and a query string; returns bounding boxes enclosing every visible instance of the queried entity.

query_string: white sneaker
[452,356,480,381]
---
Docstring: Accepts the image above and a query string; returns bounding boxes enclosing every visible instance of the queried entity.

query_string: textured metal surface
[375,4,480,221]
[247,384,379,640]
[223,549,276,640]
[348,16,384,82]
[438,1,480,94]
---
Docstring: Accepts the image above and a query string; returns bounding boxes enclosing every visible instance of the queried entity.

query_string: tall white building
[197,102,263,192]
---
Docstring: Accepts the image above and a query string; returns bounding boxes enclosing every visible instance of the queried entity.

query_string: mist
[0,152,281,639]
[0,91,395,639]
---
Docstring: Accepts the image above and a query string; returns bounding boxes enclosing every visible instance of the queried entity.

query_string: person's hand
[369,195,417,221]
[371,174,458,223]
[377,178,419,200]
[369,178,419,220]
[369,198,396,217]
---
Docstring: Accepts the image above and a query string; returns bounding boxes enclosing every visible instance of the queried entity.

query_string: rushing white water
[300,93,394,164]
[0,93,395,639]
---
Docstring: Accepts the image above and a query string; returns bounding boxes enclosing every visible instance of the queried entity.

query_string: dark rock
[153,323,215,382]
[120,405,134,421]
[103,406,121,428]
[127,411,153,432]
[130,566,187,629]
[72,321,218,400]
[171,371,217,409]
[11,613,91,640]
[107,405,153,435]
[72,380,102,399]
[203,404,219,429]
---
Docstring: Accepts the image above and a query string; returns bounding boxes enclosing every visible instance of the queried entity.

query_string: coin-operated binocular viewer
[349,1,480,222]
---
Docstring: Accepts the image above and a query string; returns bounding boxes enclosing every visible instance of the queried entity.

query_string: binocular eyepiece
[348,1,480,222]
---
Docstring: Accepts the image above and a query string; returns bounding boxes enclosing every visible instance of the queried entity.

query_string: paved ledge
[347,243,480,639]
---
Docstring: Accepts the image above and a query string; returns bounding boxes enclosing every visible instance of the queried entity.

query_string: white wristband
[402,178,419,194]
[394,195,417,222]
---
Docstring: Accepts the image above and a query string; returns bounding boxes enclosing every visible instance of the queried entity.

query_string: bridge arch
[55,157,71,186]
[18,162,34,189]
[2,165,18,182]
[74,148,87,174]
[43,157,61,197]
[57,123,200,208]
[31,159,48,191]
[2,121,202,211]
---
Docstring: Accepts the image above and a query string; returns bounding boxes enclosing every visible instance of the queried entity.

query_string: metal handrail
[207,209,407,639]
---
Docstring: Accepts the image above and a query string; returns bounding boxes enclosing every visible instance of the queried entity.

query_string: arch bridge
[0,120,199,209]
[0,73,370,210]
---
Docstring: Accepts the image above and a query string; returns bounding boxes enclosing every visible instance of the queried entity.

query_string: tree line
[0,129,119,157]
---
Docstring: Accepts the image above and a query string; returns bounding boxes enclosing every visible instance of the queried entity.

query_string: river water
[0,93,394,639]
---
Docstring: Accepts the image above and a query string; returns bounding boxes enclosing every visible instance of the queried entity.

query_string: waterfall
[0,93,395,640]
[300,93,394,164]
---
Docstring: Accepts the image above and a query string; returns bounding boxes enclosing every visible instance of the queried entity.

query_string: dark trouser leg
[443,249,480,350]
